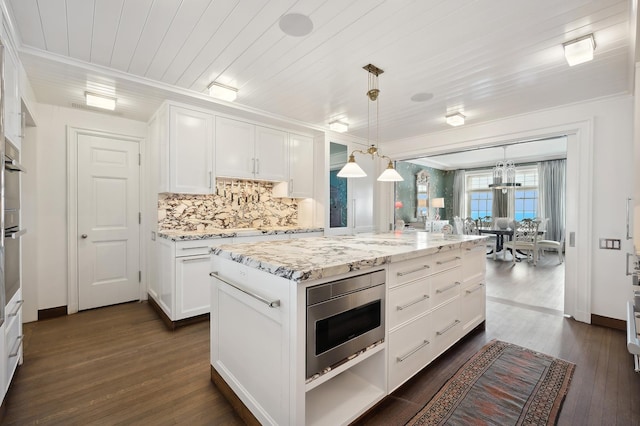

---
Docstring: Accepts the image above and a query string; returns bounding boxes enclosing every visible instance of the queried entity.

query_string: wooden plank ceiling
[5,0,633,142]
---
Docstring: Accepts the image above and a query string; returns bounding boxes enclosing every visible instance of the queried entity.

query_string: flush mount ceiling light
[208,81,238,102]
[279,13,313,37]
[85,92,116,110]
[445,111,465,126]
[337,64,403,182]
[563,33,596,66]
[489,146,522,193]
[329,120,349,133]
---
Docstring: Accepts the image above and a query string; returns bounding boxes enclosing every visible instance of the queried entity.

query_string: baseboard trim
[210,365,260,426]
[147,295,209,331]
[591,314,626,331]
[38,306,68,321]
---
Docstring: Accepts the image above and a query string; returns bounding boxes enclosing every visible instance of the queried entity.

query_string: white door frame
[67,127,145,314]
[379,119,593,323]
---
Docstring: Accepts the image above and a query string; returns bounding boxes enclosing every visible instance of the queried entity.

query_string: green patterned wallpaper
[394,161,454,223]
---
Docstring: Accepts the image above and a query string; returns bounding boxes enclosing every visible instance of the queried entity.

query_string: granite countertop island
[211,231,488,283]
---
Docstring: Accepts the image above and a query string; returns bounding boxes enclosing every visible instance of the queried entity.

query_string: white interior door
[77,134,140,310]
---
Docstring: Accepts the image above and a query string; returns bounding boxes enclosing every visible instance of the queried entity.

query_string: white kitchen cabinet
[215,116,288,181]
[169,107,214,193]
[5,289,22,392]
[387,248,469,392]
[151,238,233,325]
[3,46,20,149]
[155,104,215,194]
[273,134,315,198]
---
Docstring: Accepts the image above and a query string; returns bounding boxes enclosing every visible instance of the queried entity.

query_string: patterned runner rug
[406,340,575,425]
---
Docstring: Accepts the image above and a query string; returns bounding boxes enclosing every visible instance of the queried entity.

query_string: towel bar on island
[627,301,640,372]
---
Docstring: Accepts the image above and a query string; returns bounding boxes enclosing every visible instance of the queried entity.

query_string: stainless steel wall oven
[4,140,25,304]
[306,269,385,378]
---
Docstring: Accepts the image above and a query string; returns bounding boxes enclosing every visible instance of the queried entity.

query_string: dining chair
[537,228,564,264]
[503,219,540,265]
[478,216,498,259]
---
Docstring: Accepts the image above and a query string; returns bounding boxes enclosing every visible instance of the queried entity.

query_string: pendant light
[488,146,521,193]
[337,64,403,182]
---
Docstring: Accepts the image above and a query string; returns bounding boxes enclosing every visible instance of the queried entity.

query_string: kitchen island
[209,232,487,426]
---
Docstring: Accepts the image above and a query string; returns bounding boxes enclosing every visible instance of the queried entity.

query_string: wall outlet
[599,238,621,250]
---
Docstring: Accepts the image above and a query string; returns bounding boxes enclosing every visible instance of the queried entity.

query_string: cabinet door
[175,255,211,320]
[215,117,255,179]
[3,48,20,148]
[155,238,175,318]
[255,126,288,181]
[289,134,314,198]
[169,107,214,193]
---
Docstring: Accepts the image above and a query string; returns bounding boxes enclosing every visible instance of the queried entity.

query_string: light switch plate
[599,238,621,250]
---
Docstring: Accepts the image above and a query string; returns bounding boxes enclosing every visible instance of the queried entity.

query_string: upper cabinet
[156,104,215,194]
[273,133,315,198]
[215,117,288,181]
[3,47,20,149]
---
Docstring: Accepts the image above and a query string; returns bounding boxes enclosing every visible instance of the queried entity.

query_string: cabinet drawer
[175,241,213,257]
[462,245,486,283]
[430,268,461,308]
[5,304,22,384]
[461,280,485,333]
[388,313,432,391]
[431,299,461,358]
[431,250,461,275]
[388,278,430,329]
[388,258,433,287]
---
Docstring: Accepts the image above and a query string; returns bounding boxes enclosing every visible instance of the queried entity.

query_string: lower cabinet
[387,246,484,392]
[4,289,22,398]
[151,238,224,323]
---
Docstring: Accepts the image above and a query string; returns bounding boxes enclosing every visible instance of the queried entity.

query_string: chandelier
[488,146,521,194]
[337,64,403,182]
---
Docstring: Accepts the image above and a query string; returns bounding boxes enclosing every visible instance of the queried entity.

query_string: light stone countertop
[211,231,488,282]
[158,226,324,241]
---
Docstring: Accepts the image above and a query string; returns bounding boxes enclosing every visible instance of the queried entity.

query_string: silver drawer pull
[8,300,23,317]
[181,256,210,263]
[397,265,430,276]
[9,335,23,358]
[436,282,460,294]
[396,294,429,311]
[210,272,280,308]
[436,319,461,336]
[180,246,209,251]
[397,339,430,362]
[436,256,461,265]
[466,283,485,294]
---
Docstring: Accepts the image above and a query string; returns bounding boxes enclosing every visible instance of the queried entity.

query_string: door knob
[81,234,88,239]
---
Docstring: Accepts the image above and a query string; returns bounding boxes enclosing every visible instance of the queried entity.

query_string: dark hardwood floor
[4,255,639,425]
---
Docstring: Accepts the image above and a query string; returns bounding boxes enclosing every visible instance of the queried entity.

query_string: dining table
[477,227,513,253]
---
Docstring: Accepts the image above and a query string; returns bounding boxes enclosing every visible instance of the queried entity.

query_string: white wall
[381,95,634,321]
[27,104,147,314]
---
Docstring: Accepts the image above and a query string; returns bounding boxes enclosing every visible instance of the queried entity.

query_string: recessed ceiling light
[85,92,116,110]
[411,92,434,102]
[279,13,313,37]
[446,112,465,126]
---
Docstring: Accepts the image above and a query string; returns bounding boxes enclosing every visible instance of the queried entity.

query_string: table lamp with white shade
[432,198,445,220]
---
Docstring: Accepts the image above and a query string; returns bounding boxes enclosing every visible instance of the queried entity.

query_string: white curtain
[537,159,566,242]
[452,170,466,218]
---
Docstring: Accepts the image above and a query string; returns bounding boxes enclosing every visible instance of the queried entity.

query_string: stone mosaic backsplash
[159,180,298,231]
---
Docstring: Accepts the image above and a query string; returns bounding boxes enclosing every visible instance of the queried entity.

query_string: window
[465,167,539,220]
[466,173,493,219]
[514,167,538,221]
